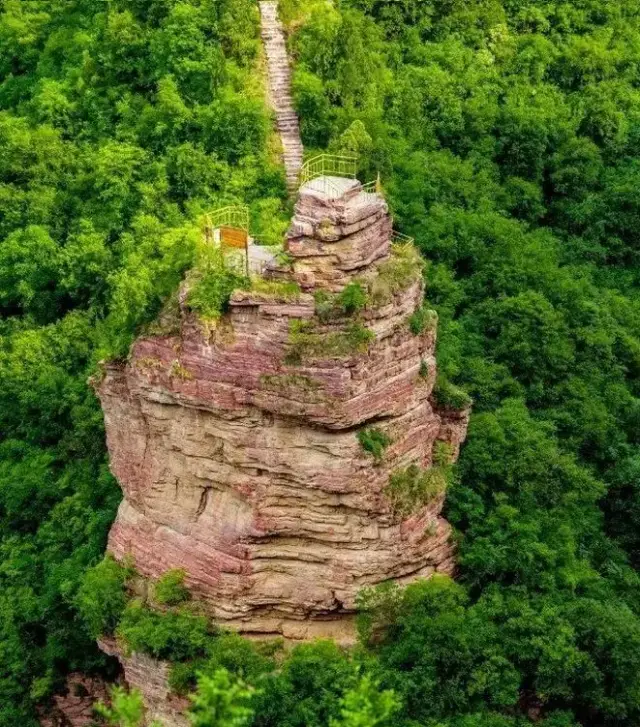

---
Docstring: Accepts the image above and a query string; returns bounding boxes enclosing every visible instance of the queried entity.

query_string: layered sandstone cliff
[96,176,469,643]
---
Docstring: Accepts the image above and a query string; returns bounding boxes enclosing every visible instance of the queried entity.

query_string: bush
[358,427,391,462]
[385,463,450,517]
[286,320,375,362]
[314,282,370,320]
[169,633,277,696]
[117,600,214,661]
[154,569,190,607]
[408,305,437,335]
[338,282,369,315]
[432,375,472,410]
[432,441,454,467]
[368,244,424,305]
[190,668,255,727]
[249,277,301,301]
[94,685,146,727]
[251,640,357,727]
[76,556,132,639]
[187,246,247,319]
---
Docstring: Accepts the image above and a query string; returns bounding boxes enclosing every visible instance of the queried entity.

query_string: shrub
[385,464,450,517]
[204,633,277,681]
[94,686,146,727]
[432,375,472,410]
[190,668,255,727]
[169,659,208,696]
[356,581,404,646]
[154,569,190,607]
[259,373,323,394]
[76,555,133,639]
[117,600,214,661]
[314,282,370,320]
[287,320,375,362]
[338,282,369,315]
[432,441,454,467]
[248,277,301,301]
[328,674,400,727]
[169,361,194,381]
[314,290,336,321]
[187,246,246,319]
[358,427,391,462]
[368,245,424,305]
[144,291,182,337]
[169,633,277,696]
[251,640,357,727]
[408,306,437,335]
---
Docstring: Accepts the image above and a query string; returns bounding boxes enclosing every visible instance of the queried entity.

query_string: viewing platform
[202,155,410,284]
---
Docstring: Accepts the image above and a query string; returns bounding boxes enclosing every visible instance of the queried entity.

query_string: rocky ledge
[96,177,470,643]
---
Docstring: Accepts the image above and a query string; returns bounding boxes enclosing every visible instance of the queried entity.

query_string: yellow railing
[299,154,358,186]
[202,205,250,245]
[203,205,249,233]
[202,205,285,278]
[391,230,415,246]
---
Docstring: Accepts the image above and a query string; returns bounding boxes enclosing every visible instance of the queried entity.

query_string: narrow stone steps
[259,0,304,193]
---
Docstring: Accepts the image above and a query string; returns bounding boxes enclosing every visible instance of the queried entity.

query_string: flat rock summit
[96,176,470,643]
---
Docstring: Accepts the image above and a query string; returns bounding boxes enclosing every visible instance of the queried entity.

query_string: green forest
[3,0,640,725]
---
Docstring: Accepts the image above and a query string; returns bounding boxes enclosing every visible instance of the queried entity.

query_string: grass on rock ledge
[385,457,453,517]
[187,246,301,320]
[285,319,375,363]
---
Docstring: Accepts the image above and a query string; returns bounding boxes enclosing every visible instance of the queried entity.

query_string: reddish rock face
[98,638,190,727]
[96,179,469,641]
[39,673,110,727]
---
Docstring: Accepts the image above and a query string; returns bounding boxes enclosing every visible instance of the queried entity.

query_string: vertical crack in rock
[195,487,211,519]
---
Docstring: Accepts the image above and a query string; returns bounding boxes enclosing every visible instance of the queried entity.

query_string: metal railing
[391,230,415,246]
[299,154,357,186]
[361,173,383,195]
[201,203,283,279]
[202,205,250,243]
[298,158,386,201]
[223,248,279,277]
[300,175,350,199]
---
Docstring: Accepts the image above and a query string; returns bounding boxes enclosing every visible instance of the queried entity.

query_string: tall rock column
[96,176,469,642]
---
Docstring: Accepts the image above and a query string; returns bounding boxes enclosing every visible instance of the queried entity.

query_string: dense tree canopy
[4,0,640,725]
[280,0,640,724]
[0,1,285,724]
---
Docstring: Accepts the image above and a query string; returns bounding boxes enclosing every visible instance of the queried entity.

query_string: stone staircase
[259,1,304,192]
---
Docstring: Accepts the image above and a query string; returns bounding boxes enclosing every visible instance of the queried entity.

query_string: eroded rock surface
[39,673,110,727]
[99,639,190,727]
[97,179,469,642]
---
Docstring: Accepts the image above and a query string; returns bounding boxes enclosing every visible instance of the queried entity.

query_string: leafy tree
[190,669,255,727]
[95,686,162,727]
[329,674,400,727]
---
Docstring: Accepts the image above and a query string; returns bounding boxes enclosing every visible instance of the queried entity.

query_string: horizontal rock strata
[99,639,189,727]
[97,178,469,642]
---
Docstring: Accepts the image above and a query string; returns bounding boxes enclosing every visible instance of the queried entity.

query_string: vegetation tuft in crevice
[285,319,375,363]
[385,462,451,517]
[357,427,392,463]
